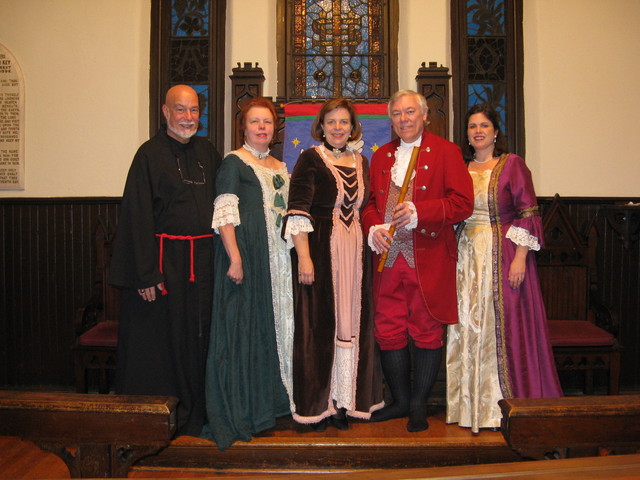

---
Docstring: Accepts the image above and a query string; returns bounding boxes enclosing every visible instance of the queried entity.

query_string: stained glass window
[280,0,397,100]
[150,0,226,148]
[169,0,211,137]
[452,0,524,155]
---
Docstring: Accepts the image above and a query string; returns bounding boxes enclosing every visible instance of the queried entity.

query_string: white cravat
[391,136,422,187]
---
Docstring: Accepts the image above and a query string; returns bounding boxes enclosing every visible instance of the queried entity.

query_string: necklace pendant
[243,142,270,160]
[323,140,348,159]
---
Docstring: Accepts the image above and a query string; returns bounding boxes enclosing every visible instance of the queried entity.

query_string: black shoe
[310,418,328,432]
[329,414,349,430]
[407,411,429,432]
[370,403,409,422]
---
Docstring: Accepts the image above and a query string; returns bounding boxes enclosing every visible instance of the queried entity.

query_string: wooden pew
[0,391,177,478]
[252,454,640,479]
[499,395,640,460]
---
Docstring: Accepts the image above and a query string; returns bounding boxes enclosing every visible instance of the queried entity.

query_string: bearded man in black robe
[109,85,221,436]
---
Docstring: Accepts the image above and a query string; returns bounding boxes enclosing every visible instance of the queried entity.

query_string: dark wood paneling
[0,197,638,391]
[538,197,640,389]
[0,198,120,389]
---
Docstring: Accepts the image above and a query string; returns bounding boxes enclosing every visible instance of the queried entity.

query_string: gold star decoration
[370,143,380,152]
[292,138,301,148]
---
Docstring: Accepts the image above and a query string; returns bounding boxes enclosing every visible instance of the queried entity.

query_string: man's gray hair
[388,89,429,117]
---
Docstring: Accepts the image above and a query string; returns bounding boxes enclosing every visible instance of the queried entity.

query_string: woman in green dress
[204,97,294,450]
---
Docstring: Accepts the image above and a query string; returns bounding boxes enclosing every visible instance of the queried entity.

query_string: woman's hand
[508,248,527,289]
[227,259,243,285]
[297,256,315,285]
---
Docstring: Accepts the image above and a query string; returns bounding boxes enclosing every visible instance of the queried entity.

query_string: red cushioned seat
[548,320,615,347]
[78,321,119,348]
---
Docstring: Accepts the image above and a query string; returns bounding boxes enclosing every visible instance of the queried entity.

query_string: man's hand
[372,228,393,254]
[391,202,412,229]
[138,283,164,302]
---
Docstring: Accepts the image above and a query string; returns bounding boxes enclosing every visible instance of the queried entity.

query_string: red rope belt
[155,233,213,295]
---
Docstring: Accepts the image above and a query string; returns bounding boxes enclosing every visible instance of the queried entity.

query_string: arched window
[277,0,398,100]
[149,0,226,150]
[451,0,524,155]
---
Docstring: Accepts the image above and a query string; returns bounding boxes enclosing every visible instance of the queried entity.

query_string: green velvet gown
[204,152,294,450]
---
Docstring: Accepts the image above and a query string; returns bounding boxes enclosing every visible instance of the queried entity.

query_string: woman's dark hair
[238,97,279,146]
[311,98,362,142]
[463,103,509,163]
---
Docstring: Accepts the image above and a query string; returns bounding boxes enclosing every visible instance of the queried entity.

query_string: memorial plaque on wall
[0,43,25,190]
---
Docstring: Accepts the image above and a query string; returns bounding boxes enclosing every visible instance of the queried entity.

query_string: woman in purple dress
[446,104,562,434]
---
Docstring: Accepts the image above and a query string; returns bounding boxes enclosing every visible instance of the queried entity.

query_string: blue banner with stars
[283,103,392,173]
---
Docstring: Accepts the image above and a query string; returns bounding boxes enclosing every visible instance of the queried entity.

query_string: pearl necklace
[243,142,270,160]
[473,154,497,164]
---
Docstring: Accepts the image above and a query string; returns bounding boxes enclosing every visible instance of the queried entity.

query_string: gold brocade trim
[517,205,540,219]
[487,153,513,399]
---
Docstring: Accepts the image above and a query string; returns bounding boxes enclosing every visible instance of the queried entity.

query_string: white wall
[0,0,150,197]
[0,0,638,198]
[224,0,278,154]
[523,0,640,196]
[397,0,450,92]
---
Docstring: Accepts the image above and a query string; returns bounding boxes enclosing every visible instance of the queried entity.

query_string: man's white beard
[168,123,197,140]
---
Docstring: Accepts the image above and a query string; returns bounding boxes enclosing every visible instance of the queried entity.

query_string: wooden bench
[0,391,177,478]
[276,454,640,479]
[499,395,640,460]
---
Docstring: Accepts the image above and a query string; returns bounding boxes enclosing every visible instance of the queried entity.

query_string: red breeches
[374,254,444,350]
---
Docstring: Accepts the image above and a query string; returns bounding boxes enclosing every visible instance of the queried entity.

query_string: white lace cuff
[211,193,241,233]
[506,225,541,251]
[284,215,314,249]
[404,201,418,230]
[368,223,391,254]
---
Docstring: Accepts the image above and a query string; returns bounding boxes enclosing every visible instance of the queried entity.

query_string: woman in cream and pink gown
[446,104,562,434]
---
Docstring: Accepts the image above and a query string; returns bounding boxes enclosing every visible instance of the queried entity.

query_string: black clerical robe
[109,129,220,436]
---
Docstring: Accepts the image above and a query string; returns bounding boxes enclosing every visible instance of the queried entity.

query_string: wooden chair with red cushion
[537,194,621,395]
[72,218,120,393]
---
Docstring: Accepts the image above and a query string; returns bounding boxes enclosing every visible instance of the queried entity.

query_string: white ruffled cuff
[404,201,418,230]
[284,215,314,249]
[211,193,241,233]
[368,223,391,254]
[506,225,541,251]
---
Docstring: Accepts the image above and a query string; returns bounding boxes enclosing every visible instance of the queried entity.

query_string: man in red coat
[362,90,473,432]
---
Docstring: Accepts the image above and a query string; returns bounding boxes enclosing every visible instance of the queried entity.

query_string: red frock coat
[361,133,474,326]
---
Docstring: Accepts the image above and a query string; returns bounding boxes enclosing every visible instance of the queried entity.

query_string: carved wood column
[230,63,265,150]
[416,62,451,140]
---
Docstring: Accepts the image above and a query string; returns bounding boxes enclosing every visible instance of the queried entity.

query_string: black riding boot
[407,346,442,432]
[370,346,411,422]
